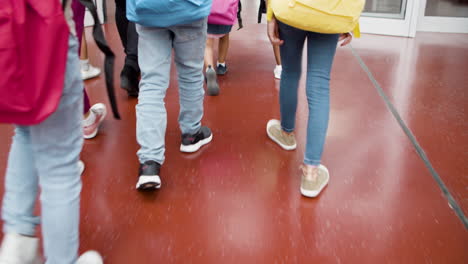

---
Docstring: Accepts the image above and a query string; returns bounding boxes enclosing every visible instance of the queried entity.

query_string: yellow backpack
[267,0,365,37]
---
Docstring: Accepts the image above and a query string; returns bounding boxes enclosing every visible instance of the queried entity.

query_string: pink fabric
[83,90,91,114]
[208,0,239,25]
[0,0,69,125]
[71,0,91,114]
[72,0,85,52]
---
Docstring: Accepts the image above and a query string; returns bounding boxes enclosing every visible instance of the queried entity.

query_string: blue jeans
[278,21,339,166]
[136,19,207,164]
[2,36,83,264]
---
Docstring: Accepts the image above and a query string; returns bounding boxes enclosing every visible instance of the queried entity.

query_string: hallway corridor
[0,1,467,263]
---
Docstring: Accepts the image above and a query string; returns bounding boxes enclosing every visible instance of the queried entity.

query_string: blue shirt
[127,0,213,27]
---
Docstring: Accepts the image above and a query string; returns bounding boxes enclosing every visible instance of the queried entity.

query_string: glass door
[418,0,468,33]
[359,0,420,37]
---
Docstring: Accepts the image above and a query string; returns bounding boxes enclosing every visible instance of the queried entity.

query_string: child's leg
[83,90,91,116]
[204,37,219,95]
[273,44,282,79]
[173,18,208,132]
[204,37,215,69]
[273,44,281,66]
[218,33,230,64]
[80,34,88,61]
[79,33,101,80]
[35,36,84,263]
[303,32,339,166]
[135,24,173,165]
[2,126,40,239]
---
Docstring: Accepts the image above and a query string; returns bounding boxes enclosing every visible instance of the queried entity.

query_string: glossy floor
[0,2,467,263]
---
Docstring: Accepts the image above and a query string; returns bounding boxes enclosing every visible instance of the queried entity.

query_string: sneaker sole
[83,129,98,139]
[266,119,296,150]
[136,175,161,190]
[180,133,213,153]
[300,165,329,198]
[206,70,219,96]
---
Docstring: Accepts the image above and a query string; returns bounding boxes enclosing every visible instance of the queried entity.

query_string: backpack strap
[79,0,120,119]
[258,0,266,24]
[237,0,243,30]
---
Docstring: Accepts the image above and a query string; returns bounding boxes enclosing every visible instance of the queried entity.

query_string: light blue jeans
[136,18,207,164]
[278,21,339,166]
[2,36,83,264]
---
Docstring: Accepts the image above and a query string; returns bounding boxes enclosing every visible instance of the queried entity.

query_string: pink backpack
[208,0,240,25]
[0,0,70,125]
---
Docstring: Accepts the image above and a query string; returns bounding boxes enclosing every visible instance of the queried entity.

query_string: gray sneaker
[266,119,296,150]
[300,164,330,198]
[206,66,219,96]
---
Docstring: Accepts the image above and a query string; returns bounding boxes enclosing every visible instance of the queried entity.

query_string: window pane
[425,0,468,17]
[364,0,403,14]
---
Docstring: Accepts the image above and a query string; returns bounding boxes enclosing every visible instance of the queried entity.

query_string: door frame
[359,0,420,37]
[417,0,468,33]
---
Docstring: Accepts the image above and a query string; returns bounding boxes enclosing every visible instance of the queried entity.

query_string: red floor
[0,1,467,263]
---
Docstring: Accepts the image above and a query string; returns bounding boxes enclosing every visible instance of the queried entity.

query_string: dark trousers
[115,0,139,72]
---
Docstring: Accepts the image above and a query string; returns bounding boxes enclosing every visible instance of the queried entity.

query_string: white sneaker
[0,233,41,264]
[83,103,107,139]
[300,164,330,198]
[266,119,296,150]
[78,160,85,176]
[76,251,103,264]
[81,63,101,80]
[274,65,282,79]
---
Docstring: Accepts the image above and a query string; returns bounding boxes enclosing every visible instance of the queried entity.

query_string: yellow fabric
[353,23,361,38]
[268,0,364,35]
[266,1,274,22]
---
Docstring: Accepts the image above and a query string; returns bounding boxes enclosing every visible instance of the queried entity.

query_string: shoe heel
[206,69,219,96]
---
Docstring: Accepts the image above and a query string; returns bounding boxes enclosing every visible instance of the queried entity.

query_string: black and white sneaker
[136,160,161,190]
[216,63,228,75]
[180,126,213,153]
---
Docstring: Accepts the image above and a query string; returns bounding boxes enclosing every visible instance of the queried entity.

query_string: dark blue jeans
[278,21,339,166]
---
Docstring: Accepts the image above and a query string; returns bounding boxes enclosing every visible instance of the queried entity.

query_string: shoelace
[300,165,319,182]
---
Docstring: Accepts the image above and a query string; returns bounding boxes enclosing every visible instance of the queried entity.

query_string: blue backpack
[126,0,212,27]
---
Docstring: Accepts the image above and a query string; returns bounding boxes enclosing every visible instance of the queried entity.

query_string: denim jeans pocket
[174,18,206,43]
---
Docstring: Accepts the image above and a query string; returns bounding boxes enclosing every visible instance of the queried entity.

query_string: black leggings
[115,0,139,71]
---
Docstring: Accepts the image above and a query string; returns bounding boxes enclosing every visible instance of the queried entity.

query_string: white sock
[217,61,226,67]
[80,59,90,71]
[83,110,96,127]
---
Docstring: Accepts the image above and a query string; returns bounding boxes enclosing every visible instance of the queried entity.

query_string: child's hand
[339,33,352,46]
[268,16,284,46]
